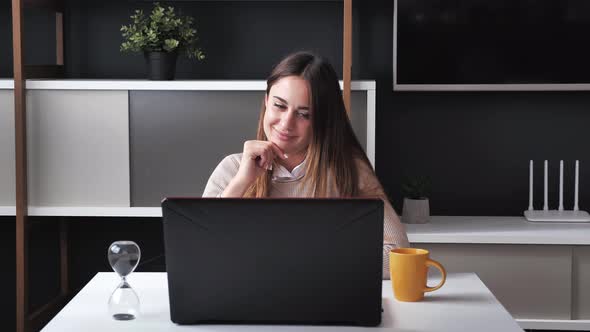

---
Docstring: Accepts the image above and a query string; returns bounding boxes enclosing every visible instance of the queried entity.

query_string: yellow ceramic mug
[389,248,447,302]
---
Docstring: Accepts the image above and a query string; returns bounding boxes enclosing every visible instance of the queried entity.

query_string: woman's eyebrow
[272,96,310,110]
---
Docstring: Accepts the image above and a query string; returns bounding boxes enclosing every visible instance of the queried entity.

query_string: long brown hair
[244,51,378,198]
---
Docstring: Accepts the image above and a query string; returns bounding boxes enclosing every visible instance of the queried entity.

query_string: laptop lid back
[162,198,384,326]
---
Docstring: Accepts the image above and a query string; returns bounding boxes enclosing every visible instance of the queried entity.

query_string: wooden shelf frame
[343,0,352,114]
[13,1,67,332]
[10,1,353,331]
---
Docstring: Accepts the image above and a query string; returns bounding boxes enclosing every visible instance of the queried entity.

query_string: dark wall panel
[68,218,165,292]
[0,3,12,78]
[0,218,15,331]
[354,0,590,215]
[381,92,590,215]
[64,0,343,79]
[0,5,58,77]
[23,9,56,66]
[28,218,60,312]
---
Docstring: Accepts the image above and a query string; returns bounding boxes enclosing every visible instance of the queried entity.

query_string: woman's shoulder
[202,153,242,197]
[223,153,243,164]
[205,153,242,186]
[218,153,243,170]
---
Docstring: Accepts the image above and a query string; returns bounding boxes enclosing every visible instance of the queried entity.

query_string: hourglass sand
[107,241,141,320]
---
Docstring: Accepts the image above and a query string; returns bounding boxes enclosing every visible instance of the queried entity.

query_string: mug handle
[424,258,446,293]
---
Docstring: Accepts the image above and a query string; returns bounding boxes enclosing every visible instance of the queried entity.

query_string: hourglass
[107,240,141,320]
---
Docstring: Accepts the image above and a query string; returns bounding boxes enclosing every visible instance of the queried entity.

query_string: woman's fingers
[270,143,289,160]
[250,145,272,171]
[238,140,280,185]
[254,155,265,168]
[261,142,286,170]
[245,140,286,171]
[267,149,275,170]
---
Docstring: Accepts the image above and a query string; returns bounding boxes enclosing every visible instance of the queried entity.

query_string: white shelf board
[517,319,590,331]
[406,216,590,245]
[0,79,14,89]
[2,79,375,91]
[393,83,590,91]
[26,207,162,217]
[0,206,16,216]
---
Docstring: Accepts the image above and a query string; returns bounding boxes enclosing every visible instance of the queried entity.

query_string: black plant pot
[144,51,178,80]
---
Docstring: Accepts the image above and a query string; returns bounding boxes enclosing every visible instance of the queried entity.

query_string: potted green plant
[401,175,431,224]
[120,2,205,80]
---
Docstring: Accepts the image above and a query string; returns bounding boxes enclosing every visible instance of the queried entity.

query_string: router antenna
[574,160,580,211]
[528,160,534,211]
[559,160,564,211]
[543,160,548,211]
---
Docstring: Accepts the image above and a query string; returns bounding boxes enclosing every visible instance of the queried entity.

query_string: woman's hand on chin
[234,140,289,187]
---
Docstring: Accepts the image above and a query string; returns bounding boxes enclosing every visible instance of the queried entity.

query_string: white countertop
[407,216,590,245]
[41,272,523,332]
[0,79,375,91]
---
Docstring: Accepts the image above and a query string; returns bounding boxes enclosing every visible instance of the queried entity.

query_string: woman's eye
[297,112,310,119]
[273,103,286,109]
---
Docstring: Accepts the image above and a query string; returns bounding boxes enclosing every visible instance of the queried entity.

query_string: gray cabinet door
[129,90,368,206]
[0,90,15,207]
[129,91,262,206]
[574,246,590,319]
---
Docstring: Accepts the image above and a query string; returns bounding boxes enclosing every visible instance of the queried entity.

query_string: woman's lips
[274,128,295,141]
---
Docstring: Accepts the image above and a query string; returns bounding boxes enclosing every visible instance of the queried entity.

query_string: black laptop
[161,198,384,326]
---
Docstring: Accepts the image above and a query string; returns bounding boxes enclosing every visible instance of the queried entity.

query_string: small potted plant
[401,175,431,224]
[120,2,205,80]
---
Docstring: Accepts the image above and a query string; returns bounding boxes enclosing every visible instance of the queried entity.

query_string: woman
[203,51,409,279]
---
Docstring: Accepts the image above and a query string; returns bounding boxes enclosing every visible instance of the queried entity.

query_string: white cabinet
[0,79,376,215]
[407,216,590,330]
[420,243,572,319]
[26,90,130,207]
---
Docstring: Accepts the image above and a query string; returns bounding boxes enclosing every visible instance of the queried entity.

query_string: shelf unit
[12,1,67,332]
[9,1,354,331]
[0,78,375,218]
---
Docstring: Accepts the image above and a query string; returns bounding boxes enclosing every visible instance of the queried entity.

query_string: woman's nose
[279,111,295,130]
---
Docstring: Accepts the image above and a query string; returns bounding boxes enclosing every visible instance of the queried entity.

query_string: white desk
[41,272,523,332]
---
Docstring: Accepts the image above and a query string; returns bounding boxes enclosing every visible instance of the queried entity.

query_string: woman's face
[263,76,313,158]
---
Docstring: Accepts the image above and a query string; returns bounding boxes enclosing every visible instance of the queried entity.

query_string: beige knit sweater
[202,153,410,279]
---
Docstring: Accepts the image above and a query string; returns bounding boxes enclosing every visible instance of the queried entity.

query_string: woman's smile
[273,127,296,141]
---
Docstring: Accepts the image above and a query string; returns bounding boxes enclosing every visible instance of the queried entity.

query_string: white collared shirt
[271,158,306,183]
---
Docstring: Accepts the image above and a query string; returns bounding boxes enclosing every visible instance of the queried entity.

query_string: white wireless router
[524,160,590,223]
